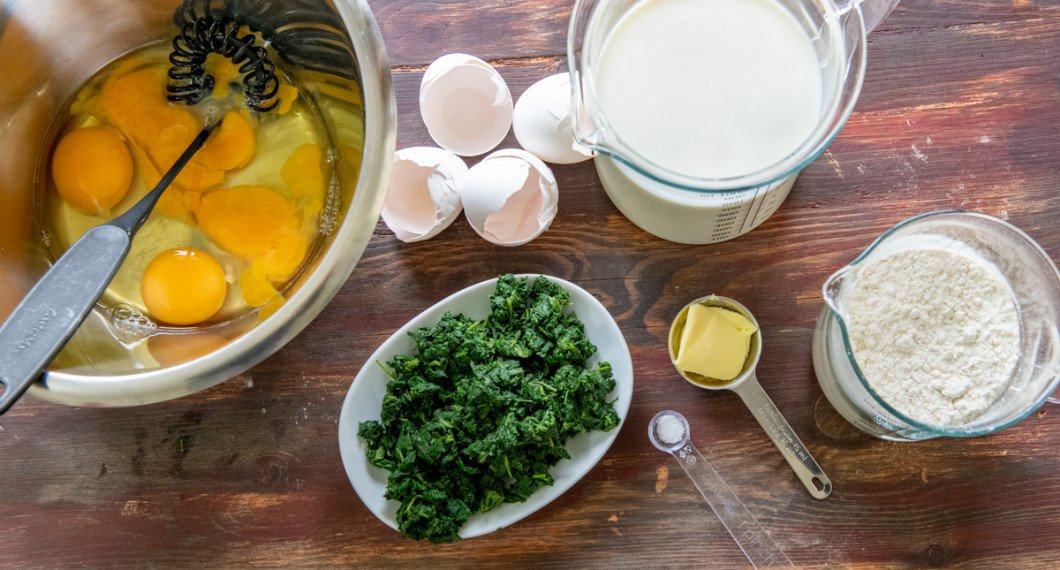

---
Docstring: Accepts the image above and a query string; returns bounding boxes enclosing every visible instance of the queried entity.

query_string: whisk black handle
[0,225,130,414]
[0,123,215,415]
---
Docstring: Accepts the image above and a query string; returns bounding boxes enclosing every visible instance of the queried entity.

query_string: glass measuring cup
[813,211,1060,441]
[568,0,899,244]
[670,296,832,499]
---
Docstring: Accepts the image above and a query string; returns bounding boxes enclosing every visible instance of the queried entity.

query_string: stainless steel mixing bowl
[0,0,395,407]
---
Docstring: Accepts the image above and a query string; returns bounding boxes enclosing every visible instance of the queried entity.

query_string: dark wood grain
[2,0,1058,568]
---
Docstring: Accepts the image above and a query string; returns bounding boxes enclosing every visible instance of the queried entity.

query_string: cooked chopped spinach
[358,275,620,542]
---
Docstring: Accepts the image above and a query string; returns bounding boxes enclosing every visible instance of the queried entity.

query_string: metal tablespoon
[669,295,832,499]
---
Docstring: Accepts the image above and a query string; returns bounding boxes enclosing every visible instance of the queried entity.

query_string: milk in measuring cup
[584,0,831,244]
[595,0,822,179]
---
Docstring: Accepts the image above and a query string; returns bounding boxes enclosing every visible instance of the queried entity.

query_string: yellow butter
[675,305,758,381]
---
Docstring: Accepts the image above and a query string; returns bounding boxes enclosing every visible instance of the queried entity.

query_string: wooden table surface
[2,0,1058,567]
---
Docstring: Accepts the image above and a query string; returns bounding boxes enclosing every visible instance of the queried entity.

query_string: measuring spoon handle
[735,376,832,499]
[671,443,793,568]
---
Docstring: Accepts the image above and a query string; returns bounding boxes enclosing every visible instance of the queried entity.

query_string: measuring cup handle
[735,376,832,499]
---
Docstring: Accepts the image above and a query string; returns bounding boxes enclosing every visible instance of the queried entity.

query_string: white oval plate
[338,275,633,540]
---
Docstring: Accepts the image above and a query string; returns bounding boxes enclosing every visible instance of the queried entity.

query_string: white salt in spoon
[649,410,792,568]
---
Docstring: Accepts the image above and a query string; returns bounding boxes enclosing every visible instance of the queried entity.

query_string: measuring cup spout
[837,0,900,33]
[567,72,609,154]
[821,265,854,317]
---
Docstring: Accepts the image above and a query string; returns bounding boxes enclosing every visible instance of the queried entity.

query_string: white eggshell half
[381,147,468,242]
[513,73,594,165]
[459,149,558,247]
[420,54,513,157]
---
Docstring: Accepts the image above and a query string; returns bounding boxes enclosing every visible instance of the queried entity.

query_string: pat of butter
[675,305,758,381]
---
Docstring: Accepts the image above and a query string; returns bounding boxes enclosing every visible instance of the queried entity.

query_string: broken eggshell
[513,73,594,165]
[381,147,468,242]
[420,54,513,157]
[460,149,558,247]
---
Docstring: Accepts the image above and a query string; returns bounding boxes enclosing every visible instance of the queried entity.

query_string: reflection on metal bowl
[0,0,395,407]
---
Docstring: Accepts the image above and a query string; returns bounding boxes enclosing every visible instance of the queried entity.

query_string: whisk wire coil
[167,10,279,112]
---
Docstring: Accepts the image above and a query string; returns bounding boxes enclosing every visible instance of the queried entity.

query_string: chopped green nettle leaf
[358,275,620,543]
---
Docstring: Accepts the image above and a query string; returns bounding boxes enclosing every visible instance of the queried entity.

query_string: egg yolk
[141,248,228,325]
[204,57,242,99]
[96,67,229,192]
[276,84,299,115]
[281,143,325,216]
[195,185,304,268]
[147,332,229,367]
[51,127,134,214]
[58,59,323,327]
[198,111,257,171]
[240,262,280,307]
[97,68,169,140]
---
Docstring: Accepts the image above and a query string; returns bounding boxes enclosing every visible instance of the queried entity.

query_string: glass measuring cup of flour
[813,211,1060,441]
[568,0,899,244]
[670,296,831,499]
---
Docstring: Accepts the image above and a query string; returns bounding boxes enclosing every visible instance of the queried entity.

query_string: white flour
[846,248,1020,427]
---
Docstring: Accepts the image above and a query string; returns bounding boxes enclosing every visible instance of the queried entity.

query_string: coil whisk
[167,12,279,112]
